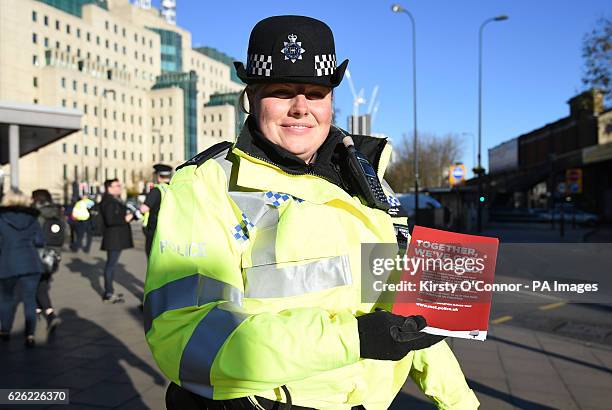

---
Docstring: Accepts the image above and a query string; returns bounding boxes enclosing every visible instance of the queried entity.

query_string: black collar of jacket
[234,116,388,189]
[0,206,40,217]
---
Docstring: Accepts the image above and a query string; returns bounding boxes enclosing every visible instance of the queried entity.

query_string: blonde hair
[1,190,32,207]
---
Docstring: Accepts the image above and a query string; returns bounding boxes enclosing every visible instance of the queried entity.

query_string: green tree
[582,17,611,103]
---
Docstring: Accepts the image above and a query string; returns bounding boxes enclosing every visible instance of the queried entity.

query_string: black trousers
[165,383,366,410]
[36,275,53,311]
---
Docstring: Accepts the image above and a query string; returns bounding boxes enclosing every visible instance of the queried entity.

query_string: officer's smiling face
[250,83,333,163]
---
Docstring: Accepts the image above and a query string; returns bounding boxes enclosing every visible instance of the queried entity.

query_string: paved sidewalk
[1,229,611,409]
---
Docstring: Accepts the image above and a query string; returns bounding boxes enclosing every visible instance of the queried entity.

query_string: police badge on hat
[234,15,348,88]
[281,34,305,63]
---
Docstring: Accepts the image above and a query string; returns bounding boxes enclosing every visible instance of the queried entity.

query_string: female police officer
[144,15,478,410]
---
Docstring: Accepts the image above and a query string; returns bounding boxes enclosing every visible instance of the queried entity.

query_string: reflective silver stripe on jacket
[245,255,352,298]
[143,274,243,334]
[179,305,248,392]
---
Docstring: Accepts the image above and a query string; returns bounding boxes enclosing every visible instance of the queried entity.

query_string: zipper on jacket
[240,150,344,190]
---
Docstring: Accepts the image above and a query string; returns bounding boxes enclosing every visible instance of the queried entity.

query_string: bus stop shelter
[0,101,82,192]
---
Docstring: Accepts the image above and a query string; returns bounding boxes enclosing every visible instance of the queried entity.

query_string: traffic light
[479,195,486,203]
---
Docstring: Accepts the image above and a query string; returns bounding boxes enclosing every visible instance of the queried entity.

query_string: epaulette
[176,141,233,171]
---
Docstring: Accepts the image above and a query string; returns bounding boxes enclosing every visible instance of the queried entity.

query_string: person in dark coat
[99,179,133,303]
[0,191,44,347]
[32,189,64,332]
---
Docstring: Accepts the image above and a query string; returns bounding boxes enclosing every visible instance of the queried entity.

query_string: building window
[113,150,117,159]
[152,153,156,161]
[61,78,66,88]
[72,80,76,91]
[55,20,60,30]
[93,86,97,96]
[169,135,173,143]
[105,39,109,49]
[131,152,134,160]
[63,164,67,179]
[219,129,222,137]
[219,114,222,121]
[72,101,77,109]
[83,83,87,94]
[84,146,88,156]
[170,153,173,161]
[44,15,48,26]
[113,24,117,34]
[139,135,142,143]
[94,127,98,136]
[122,151,126,160]
[94,147,98,156]
[104,149,107,158]
[73,145,78,154]
[32,33,37,44]
[104,129,108,138]
[62,143,66,153]
[122,46,126,55]
[113,130,117,139]
[66,24,71,34]
[76,28,81,38]
[33,98,38,104]
[83,125,88,134]
[139,153,143,161]
[61,99,66,107]
[160,153,164,161]
[96,36,100,45]
[105,21,109,30]
[122,28,126,37]
[86,32,91,42]
[33,77,38,87]
[211,130,215,137]
[44,37,49,47]
[134,33,138,42]
[32,11,37,22]
[66,45,71,53]
[55,41,60,49]
[114,43,118,52]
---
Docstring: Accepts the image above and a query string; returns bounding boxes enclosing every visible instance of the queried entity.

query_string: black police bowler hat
[234,15,348,88]
[153,163,172,176]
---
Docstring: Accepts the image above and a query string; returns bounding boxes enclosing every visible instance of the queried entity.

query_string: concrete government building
[0,0,245,201]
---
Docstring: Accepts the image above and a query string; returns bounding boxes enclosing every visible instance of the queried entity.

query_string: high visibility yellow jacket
[142,183,169,228]
[72,198,94,221]
[144,122,479,410]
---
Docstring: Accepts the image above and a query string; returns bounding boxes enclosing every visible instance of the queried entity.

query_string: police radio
[342,136,390,211]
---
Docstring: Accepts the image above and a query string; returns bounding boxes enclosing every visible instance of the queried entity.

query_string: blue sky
[153,0,609,176]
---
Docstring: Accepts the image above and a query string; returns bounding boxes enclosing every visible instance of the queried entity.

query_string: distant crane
[345,69,366,119]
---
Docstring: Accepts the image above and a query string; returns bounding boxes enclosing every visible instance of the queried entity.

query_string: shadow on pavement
[64,256,105,298]
[0,307,165,408]
[489,335,612,374]
[391,379,558,409]
[65,256,145,302]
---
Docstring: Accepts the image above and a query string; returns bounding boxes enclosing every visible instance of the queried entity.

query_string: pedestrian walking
[70,194,94,252]
[145,16,478,410]
[140,163,172,258]
[99,179,133,303]
[0,191,44,347]
[31,189,64,333]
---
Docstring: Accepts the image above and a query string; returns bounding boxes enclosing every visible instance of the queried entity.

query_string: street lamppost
[476,15,508,232]
[98,88,115,189]
[391,3,419,225]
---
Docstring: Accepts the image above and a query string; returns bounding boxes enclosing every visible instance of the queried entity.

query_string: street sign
[565,168,582,194]
[449,164,466,186]
[557,182,567,194]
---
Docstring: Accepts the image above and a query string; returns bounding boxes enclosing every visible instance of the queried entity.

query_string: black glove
[357,309,446,361]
